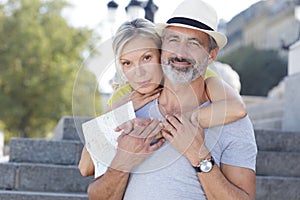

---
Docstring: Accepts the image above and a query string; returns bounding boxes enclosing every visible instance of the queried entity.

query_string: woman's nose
[134,64,146,76]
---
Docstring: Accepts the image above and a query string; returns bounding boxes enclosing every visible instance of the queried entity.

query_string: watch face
[200,160,213,173]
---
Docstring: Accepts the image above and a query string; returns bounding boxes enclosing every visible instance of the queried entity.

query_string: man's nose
[175,42,189,59]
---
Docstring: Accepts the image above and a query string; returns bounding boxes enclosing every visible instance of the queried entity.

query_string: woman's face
[120,37,163,94]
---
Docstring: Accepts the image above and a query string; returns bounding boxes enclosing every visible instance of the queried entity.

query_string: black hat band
[166,17,214,31]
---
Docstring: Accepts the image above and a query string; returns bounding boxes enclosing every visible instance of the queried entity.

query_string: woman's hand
[111,118,164,172]
[129,88,162,110]
[107,88,161,112]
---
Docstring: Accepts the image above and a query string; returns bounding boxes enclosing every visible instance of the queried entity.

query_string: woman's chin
[136,85,158,94]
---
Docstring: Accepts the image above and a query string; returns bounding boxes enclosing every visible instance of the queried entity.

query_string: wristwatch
[193,156,215,173]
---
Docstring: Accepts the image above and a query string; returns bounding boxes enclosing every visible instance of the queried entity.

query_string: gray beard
[162,57,208,84]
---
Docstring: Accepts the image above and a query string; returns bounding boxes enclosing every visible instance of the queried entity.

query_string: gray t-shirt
[123,99,257,200]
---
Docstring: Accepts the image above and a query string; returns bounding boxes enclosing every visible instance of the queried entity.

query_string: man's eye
[189,41,200,47]
[168,37,179,43]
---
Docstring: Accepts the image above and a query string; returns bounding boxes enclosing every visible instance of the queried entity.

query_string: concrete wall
[288,41,300,75]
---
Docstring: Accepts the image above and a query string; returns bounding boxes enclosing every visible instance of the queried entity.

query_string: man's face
[161,26,210,84]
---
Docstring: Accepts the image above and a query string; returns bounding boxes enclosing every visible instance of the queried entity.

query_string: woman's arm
[78,146,95,176]
[191,77,247,128]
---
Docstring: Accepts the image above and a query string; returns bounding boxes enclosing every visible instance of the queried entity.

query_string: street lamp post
[107,0,119,24]
[144,0,158,22]
[125,0,145,21]
[108,0,159,22]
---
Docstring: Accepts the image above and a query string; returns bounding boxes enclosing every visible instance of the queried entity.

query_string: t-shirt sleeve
[106,83,132,106]
[220,116,258,171]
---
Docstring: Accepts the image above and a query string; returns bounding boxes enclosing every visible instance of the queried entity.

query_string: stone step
[249,109,283,121]
[0,162,93,193]
[256,176,300,200]
[252,117,282,130]
[256,151,300,177]
[9,138,83,165]
[0,190,88,200]
[242,95,268,107]
[247,99,283,120]
[0,162,16,190]
[255,129,300,152]
[52,116,93,141]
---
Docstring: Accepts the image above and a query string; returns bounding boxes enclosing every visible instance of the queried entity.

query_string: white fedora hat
[157,0,227,49]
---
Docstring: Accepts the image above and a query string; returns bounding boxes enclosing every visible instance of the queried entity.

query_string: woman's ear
[208,47,219,64]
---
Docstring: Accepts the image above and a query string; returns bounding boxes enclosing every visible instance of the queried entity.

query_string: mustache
[168,57,196,65]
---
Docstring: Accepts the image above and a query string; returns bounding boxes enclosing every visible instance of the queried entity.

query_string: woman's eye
[144,55,152,61]
[121,61,131,67]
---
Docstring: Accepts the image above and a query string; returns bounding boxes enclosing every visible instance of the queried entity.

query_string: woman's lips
[137,80,151,87]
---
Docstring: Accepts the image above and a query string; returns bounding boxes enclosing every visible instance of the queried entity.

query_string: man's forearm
[198,165,255,200]
[88,168,130,200]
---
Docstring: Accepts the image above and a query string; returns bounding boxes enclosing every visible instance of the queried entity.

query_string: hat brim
[155,23,227,49]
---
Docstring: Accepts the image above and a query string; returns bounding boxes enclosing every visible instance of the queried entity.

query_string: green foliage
[0,0,101,139]
[218,46,287,96]
[72,66,102,118]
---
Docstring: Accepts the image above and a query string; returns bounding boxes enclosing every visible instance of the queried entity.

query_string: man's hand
[112,118,165,172]
[161,114,210,166]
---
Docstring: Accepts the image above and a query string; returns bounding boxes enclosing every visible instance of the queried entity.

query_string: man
[88,0,257,199]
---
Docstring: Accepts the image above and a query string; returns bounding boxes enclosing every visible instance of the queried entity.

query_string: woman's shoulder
[107,83,132,106]
[205,68,219,79]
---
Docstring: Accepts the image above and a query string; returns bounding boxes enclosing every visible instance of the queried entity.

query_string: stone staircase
[0,116,93,200]
[255,129,300,199]
[246,98,284,130]
[0,116,299,199]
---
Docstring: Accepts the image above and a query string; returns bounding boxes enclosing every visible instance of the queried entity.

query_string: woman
[79,18,247,177]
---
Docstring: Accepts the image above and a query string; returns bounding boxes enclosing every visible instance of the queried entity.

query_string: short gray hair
[112,18,162,84]
[208,35,218,51]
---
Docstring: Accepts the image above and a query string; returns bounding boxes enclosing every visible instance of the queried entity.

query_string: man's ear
[208,48,219,64]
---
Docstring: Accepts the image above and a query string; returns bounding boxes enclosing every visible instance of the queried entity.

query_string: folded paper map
[82,101,136,177]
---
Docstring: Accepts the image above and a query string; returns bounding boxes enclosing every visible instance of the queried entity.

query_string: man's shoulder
[206,115,254,144]
[224,115,253,130]
[220,115,255,141]
[207,115,257,171]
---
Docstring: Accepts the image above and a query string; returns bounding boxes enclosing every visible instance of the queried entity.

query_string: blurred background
[1,0,299,142]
